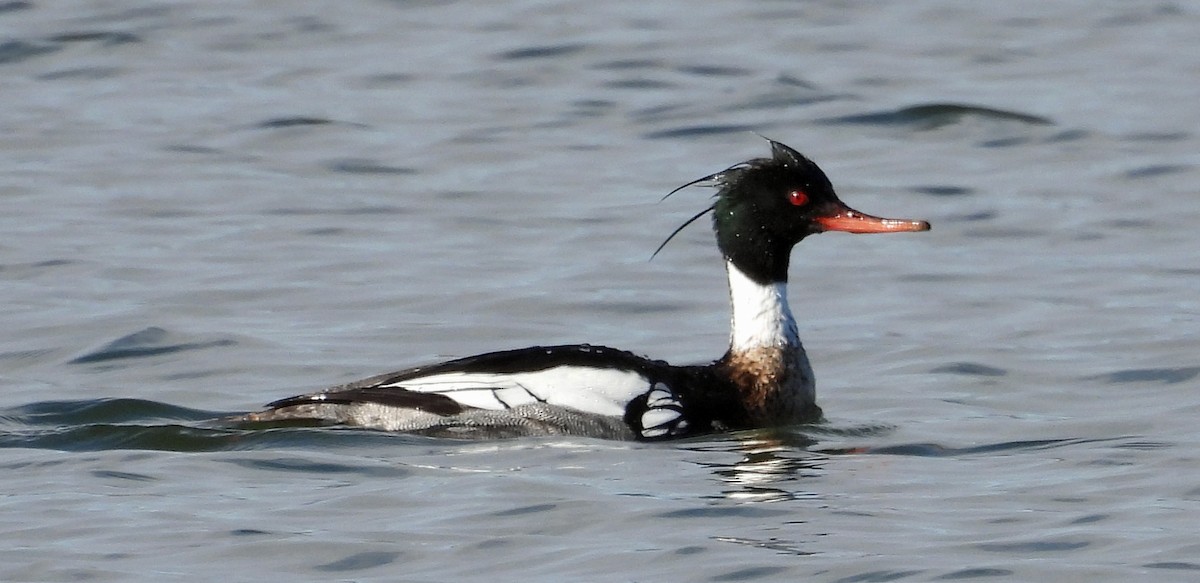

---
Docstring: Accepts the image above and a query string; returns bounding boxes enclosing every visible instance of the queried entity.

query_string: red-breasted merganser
[236,140,930,440]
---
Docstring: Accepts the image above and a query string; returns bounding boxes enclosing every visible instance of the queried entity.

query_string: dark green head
[660,140,930,284]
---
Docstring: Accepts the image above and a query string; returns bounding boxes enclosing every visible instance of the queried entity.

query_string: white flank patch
[379,366,653,417]
[639,382,687,438]
[726,261,800,351]
[641,407,681,429]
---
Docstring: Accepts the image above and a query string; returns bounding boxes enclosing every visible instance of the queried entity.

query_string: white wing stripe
[378,366,654,418]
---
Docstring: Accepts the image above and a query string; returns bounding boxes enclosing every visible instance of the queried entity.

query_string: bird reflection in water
[693,430,826,503]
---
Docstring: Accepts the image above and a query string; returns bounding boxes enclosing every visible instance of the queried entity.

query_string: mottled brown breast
[718,345,816,424]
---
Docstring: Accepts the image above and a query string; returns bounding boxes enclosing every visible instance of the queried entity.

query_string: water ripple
[819,437,1115,458]
[0,398,421,452]
[496,43,585,60]
[68,327,236,365]
[223,456,409,477]
[325,158,417,175]
[832,569,925,582]
[932,568,1014,580]
[643,124,760,140]
[313,551,402,572]
[929,362,1008,377]
[252,116,368,130]
[1144,562,1200,571]
[710,566,791,581]
[0,39,59,64]
[1090,366,1200,384]
[977,540,1089,552]
[0,1,33,14]
[819,103,1053,130]
[0,29,139,66]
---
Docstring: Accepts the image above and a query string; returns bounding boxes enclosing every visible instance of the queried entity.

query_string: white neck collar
[725,261,800,352]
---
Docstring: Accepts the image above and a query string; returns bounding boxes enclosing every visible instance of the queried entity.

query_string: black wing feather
[364,344,669,385]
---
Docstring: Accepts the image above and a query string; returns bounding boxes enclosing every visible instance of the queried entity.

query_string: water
[3,1,1199,581]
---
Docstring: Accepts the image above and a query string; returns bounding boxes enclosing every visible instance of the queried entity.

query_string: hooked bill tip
[888,219,932,232]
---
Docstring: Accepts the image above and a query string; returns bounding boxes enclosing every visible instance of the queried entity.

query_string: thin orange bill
[813,205,931,234]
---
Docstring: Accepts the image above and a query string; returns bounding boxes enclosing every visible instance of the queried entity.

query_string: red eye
[787,189,809,206]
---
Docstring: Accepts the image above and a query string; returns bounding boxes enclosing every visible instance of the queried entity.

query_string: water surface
[2,1,1199,581]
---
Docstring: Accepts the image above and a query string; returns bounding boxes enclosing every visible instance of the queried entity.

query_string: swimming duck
[237,140,930,439]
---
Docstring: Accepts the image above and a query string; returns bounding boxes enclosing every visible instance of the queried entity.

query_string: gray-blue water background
[2,2,1199,581]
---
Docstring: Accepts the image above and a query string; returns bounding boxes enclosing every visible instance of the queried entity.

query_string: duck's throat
[722,261,816,421]
[726,261,799,350]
